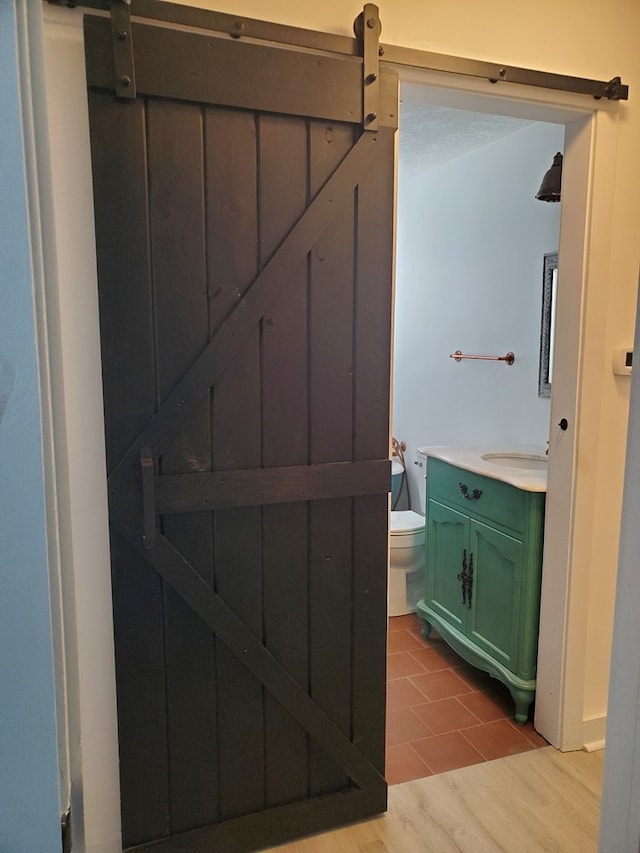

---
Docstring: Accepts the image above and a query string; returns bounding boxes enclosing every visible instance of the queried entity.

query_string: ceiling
[398,82,534,174]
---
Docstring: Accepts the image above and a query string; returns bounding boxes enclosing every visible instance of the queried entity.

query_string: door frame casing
[39,4,621,849]
[41,7,122,851]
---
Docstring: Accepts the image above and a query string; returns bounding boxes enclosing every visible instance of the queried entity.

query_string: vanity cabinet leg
[511,687,534,725]
[421,619,433,640]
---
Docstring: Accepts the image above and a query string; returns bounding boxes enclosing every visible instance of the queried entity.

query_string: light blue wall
[393,119,564,508]
[0,3,62,850]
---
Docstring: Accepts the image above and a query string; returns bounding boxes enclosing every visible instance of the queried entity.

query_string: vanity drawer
[427,457,525,534]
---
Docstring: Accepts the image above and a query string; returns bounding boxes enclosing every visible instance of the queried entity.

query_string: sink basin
[481,452,548,470]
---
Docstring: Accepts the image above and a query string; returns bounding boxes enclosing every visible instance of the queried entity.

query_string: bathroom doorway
[386,73,599,779]
[393,91,563,474]
[387,92,562,781]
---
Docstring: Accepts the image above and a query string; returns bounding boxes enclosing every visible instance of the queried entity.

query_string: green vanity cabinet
[417,456,545,723]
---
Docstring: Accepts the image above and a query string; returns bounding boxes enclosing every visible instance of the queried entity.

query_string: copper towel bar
[450,350,515,366]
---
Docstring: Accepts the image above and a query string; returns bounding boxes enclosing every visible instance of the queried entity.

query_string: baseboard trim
[583,714,607,751]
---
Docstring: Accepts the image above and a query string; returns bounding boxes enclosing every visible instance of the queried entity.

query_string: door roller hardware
[354,4,380,131]
[110,0,136,99]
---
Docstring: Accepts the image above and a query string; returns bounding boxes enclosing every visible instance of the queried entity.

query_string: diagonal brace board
[108,127,395,484]
[113,518,387,795]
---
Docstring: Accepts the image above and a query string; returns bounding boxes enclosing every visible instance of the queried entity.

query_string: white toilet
[389,461,426,617]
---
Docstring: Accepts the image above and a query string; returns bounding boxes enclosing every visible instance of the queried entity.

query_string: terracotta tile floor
[386,613,548,785]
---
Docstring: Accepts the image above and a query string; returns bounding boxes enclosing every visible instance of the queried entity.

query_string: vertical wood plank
[308,120,356,468]
[111,530,170,847]
[163,589,218,831]
[87,91,155,475]
[309,123,356,200]
[213,499,264,820]
[352,123,396,782]
[259,114,310,807]
[146,99,218,834]
[352,494,389,777]
[308,121,356,794]
[205,108,258,339]
[262,502,309,806]
[149,99,208,408]
[87,92,170,846]
[353,127,395,464]
[207,107,265,821]
[259,115,307,268]
[206,106,261,473]
[259,114,308,467]
[309,498,353,794]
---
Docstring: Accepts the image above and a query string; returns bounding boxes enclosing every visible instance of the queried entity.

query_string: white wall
[393,120,563,508]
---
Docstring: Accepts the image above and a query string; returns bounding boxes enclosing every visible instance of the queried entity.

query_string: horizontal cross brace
[154,460,391,514]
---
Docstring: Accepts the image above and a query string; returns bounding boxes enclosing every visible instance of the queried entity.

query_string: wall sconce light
[536,152,563,202]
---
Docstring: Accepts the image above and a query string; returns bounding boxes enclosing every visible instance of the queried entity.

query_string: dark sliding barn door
[85,8,397,851]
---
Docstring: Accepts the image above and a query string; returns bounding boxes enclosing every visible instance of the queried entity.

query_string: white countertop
[417,445,547,492]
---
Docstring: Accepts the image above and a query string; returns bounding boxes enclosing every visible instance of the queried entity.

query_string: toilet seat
[391,510,424,534]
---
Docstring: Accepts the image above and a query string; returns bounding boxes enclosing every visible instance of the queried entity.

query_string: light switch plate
[613,348,633,375]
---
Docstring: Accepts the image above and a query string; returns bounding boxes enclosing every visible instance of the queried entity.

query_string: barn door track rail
[49,0,629,102]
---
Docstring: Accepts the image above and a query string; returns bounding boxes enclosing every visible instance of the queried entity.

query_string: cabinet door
[425,500,469,632]
[467,519,522,672]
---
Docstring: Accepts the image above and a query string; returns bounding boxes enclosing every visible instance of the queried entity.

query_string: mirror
[538,252,558,398]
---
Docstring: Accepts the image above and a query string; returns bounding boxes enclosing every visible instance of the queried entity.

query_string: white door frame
[38,6,622,849]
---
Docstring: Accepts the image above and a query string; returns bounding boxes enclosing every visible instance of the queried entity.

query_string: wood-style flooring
[264,746,604,852]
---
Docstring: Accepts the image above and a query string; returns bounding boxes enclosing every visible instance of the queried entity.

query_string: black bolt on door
[84,6,397,851]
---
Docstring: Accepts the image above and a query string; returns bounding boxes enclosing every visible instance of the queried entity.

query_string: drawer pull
[459,482,482,500]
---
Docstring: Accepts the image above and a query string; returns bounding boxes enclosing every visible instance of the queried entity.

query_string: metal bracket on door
[110,0,137,99]
[354,4,380,131]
